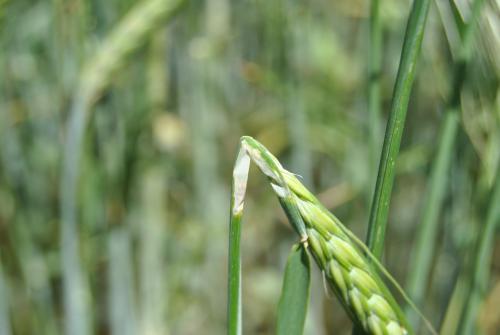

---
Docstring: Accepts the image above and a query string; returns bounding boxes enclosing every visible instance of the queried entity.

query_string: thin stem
[357,0,432,332]
[405,0,486,327]
[227,147,250,335]
[460,165,500,334]
[368,0,382,183]
[353,0,382,332]
[405,110,459,317]
[366,0,431,258]
[227,211,243,335]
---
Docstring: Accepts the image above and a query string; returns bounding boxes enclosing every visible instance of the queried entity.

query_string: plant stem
[405,0,485,327]
[357,0,432,332]
[353,0,382,332]
[460,165,500,334]
[227,147,250,335]
[227,207,243,335]
[366,0,431,258]
[405,109,459,317]
[368,0,382,185]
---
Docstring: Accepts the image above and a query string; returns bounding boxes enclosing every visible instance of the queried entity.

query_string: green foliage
[276,244,311,335]
[0,0,499,334]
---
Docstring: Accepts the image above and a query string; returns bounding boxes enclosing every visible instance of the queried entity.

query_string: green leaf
[276,244,311,335]
[448,0,466,39]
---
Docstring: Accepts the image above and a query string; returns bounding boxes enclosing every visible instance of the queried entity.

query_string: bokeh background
[0,0,499,334]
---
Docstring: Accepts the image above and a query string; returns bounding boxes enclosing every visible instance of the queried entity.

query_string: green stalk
[227,149,250,335]
[439,273,468,335]
[405,0,486,326]
[405,110,458,309]
[227,210,243,335]
[365,0,431,258]
[354,0,382,332]
[460,165,500,334]
[368,0,382,182]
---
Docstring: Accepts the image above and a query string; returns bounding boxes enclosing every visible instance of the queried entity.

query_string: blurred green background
[0,0,499,334]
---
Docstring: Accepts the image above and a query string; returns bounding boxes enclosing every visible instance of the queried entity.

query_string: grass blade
[365,0,431,258]
[448,0,466,39]
[459,165,500,334]
[276,244,311,335]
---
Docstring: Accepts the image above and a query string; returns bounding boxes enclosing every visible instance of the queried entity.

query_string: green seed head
[238,137,413,334]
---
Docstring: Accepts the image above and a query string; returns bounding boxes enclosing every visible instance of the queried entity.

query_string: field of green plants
[0,0,499,334]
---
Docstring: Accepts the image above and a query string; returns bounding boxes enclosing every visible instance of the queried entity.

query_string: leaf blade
[276,244,311,335]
